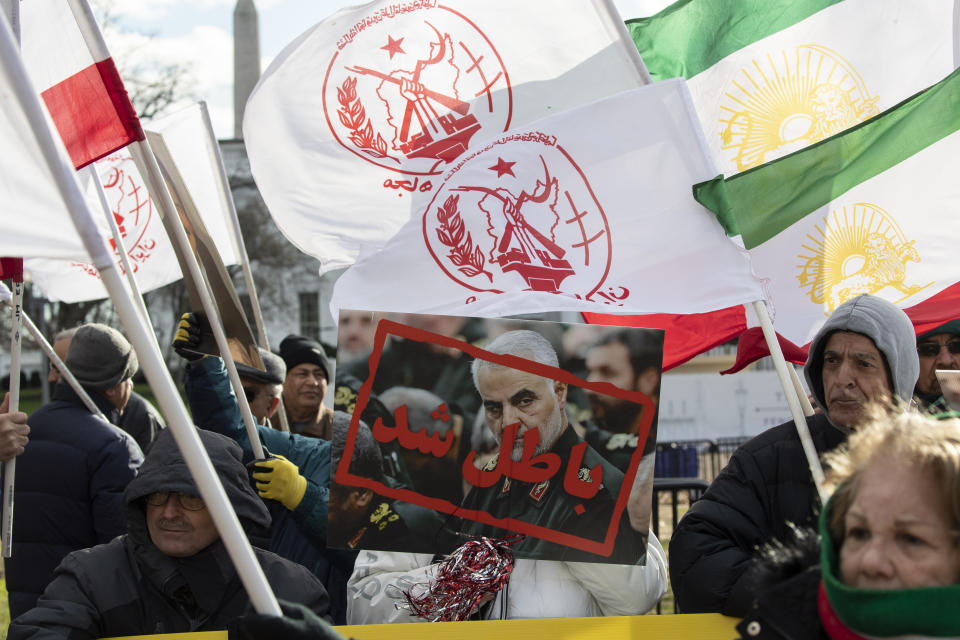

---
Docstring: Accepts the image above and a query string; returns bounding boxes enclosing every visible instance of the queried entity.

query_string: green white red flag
[694,66,960,368]
[625,0,957,176]
[243,0,649,272]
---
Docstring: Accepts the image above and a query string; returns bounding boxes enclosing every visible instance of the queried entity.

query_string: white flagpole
[0,283,105,419]
[70,0,265,457]
[2,275,22,557]
[595,0,652,85]
[788,366,815,417]
[752,300,827,504]
[127,141,267,458]
[0,17,281,615]
[196,102,290,432]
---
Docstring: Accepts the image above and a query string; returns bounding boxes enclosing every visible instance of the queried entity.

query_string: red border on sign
[335,318,656,558]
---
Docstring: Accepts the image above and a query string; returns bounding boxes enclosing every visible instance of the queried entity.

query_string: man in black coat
[9,428,330,638]
[668,295,920,616]
[6,323,144,620]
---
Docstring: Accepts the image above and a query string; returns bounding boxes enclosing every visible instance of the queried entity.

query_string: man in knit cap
[913,318,960,414]
[5,323,144,620]
[279,335,334,439]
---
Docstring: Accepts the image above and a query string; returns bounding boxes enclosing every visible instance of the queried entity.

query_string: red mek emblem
[323,2,512,175]
[71,153,157,278]
[423,135,619,302]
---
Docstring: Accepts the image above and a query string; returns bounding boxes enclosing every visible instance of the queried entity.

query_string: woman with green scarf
[737,409,960,639]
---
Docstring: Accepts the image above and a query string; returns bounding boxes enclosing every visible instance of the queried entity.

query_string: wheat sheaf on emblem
[435,194,492,282]
[337,76,389,158]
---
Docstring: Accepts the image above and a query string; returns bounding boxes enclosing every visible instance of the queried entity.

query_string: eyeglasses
[145,491,206,511]
[917,341,960,357]
[242,386,258,403]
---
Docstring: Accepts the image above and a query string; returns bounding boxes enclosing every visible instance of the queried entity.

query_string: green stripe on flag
[694,66,960,248]
[625,0,842,81]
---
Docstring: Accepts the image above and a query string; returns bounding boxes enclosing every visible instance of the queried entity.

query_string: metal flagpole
[0,283,105,419]
[0,13,281,615]
[752,300,827,504]
[196,102,290,432]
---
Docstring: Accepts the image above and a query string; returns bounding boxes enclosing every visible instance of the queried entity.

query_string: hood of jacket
[804,294,919,429]
[124,428,270,544]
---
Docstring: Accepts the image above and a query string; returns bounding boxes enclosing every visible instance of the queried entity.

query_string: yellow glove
[253,454,307,511]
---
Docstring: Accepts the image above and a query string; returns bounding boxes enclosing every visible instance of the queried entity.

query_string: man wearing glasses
[914,319,960,414]
[9,429,329,636]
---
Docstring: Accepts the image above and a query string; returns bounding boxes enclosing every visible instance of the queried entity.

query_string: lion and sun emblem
[719,45,880,171]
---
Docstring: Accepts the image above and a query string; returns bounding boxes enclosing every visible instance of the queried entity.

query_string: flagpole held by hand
[0,13,281,616]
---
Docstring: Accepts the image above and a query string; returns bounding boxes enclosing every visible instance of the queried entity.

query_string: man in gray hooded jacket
[9,429,330,638]
[668,294,919,617]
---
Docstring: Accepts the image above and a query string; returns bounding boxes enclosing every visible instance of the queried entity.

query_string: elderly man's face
[146,492,219,558]
[476,365,567,462]
[916,332,960,396]
[283,364,327,415]
[821,331,892,428]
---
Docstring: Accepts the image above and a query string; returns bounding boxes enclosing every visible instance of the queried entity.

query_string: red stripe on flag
[0,258,23,283]
[40,58,144,169]
[724,283,960,373]
[582,305,747,371]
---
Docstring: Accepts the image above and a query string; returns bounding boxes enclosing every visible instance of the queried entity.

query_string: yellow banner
[105,613,739,640]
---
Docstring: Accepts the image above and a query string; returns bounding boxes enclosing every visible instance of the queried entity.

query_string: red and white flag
[331,80,764,338]
[26,104,242,303]
[243,0,649,272]
[19,0,143,169]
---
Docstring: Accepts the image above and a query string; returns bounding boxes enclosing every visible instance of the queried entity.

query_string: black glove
[228,601,346,640]
[171,311,209,361]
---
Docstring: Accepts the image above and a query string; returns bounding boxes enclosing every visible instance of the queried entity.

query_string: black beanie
[279,335,329,381]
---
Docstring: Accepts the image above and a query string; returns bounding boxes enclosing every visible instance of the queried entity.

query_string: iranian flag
[694,65,960,369]
[330,79,764,347]
[19,0,144,169]
[244,0,649,273]
[626,0,957,176]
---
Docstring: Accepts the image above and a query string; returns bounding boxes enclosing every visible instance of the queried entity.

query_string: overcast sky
[100,0,672,139]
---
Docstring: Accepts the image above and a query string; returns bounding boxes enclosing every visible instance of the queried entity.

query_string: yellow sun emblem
[719,45,880,172]
[796,203,933,314]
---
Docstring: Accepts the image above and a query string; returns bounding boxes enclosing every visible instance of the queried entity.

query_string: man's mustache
[156,517,192,531]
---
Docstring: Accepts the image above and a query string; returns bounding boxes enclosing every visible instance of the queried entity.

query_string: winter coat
[8,429,329,638]
[670,294,919,616]
[346,534,668,624]
[117,390,165,453]
[5,383,143,619]
[183,357,355,623]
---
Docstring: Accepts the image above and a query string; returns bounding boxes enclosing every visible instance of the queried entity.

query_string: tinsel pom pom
[402,534,524,622]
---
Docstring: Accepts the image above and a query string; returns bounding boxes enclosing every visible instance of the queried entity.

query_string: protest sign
[331,313,660,564]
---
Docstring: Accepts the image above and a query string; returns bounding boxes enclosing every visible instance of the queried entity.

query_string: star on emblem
[381,35,405,59]
[488,157,516,178]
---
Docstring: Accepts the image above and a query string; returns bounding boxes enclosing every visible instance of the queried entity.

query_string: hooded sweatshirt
[670,295,919,617]
[9,429,329,638]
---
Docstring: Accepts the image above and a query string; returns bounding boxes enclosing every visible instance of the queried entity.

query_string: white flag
[243,0,649,272]
[0,22,96,262]
[331,79,763,318]
[27,104,242,303]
